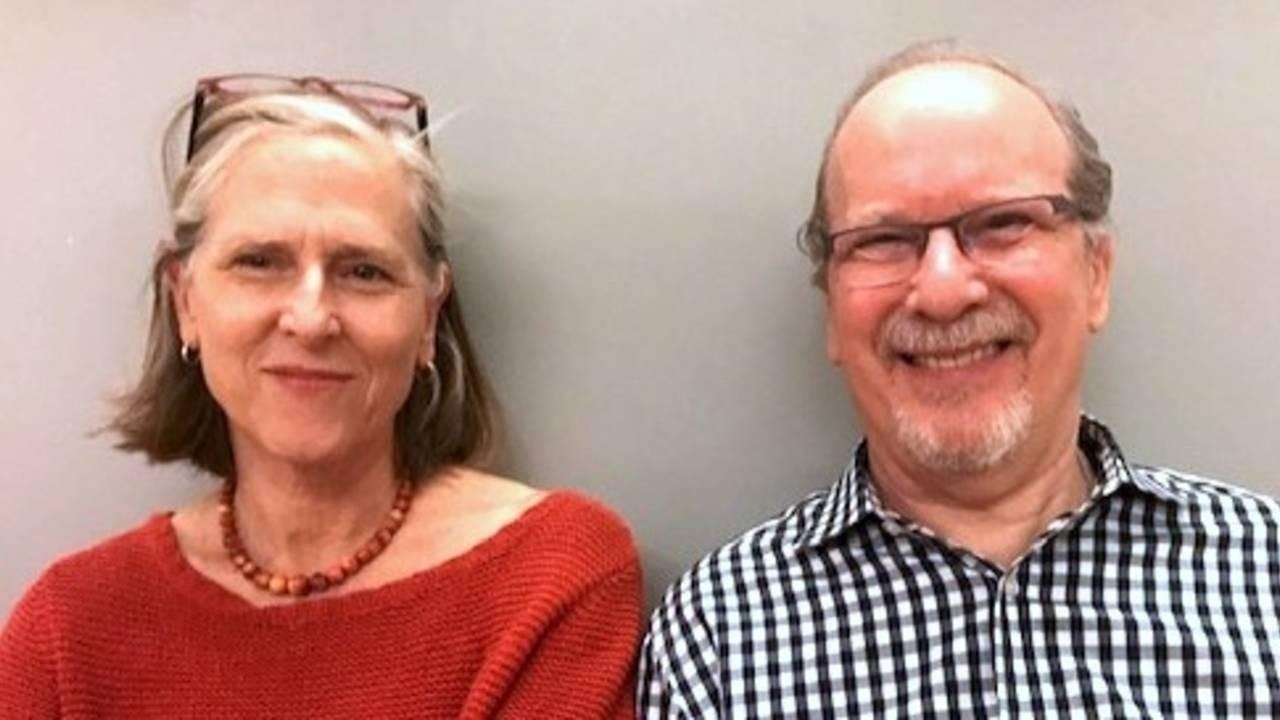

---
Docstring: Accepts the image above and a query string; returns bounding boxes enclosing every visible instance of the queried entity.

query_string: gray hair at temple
[797,39,1114,289]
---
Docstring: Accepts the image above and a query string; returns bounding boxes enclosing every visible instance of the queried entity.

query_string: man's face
[823,63,1113,476]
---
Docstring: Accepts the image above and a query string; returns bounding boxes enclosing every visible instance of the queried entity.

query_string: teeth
[913,343,1001,370]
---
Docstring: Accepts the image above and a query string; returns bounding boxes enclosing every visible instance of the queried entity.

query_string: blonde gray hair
[110,90,499,480]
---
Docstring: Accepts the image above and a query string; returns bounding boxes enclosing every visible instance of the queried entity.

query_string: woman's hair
[109,88,500,482]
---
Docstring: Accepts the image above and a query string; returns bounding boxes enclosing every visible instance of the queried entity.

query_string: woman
[0,76,642,718]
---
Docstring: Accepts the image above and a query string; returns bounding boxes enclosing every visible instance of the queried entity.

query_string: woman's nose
[278,265,339,340]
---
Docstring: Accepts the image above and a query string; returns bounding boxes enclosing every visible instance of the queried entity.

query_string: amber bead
[286,575,310,597]
[267,574,288,595]
[220,479,412,599]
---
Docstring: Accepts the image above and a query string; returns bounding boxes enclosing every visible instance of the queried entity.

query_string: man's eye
[848,232,917,261]
[976,211,1034,232]
[965,211,1038,251]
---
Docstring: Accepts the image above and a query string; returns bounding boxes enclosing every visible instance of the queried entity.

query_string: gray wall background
[2,1,1278,615]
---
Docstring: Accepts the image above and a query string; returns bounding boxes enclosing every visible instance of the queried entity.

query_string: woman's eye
[347,263,391,282]
[232,252,275,270]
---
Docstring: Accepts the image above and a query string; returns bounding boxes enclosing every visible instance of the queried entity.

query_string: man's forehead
[859,62,1010,121]
[825,61,1070,221]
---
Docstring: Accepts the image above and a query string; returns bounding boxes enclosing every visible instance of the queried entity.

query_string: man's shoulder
[1136,461,1274,507]
[1130,463,1280,525]
[651,485,835,623]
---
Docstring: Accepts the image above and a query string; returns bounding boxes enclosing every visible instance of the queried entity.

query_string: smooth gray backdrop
[3,1,1278,615]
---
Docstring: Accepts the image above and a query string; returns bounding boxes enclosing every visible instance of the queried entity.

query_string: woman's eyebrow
[328,243,410,267]
[220,237,293,254]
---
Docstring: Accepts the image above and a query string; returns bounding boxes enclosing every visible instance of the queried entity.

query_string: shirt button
[1005,577,1019,596]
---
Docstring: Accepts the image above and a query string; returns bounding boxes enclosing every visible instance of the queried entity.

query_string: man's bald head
[798,41,1112,289]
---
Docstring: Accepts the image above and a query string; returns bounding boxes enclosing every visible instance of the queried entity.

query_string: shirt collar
[794,414,1184,551]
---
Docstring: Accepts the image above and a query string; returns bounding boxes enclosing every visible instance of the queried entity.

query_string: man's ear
[825,301,844,367]
[1085,229,1114,333]
[417,263,453,368]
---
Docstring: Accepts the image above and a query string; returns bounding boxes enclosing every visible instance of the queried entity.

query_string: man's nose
[903,227,989,321]
[279,265,339,340]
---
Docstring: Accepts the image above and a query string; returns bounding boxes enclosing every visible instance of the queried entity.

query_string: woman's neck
[228,444,403,576]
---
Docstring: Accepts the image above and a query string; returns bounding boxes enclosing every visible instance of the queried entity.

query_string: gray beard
[891,387,1032,475]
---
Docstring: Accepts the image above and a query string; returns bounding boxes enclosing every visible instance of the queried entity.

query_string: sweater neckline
[143,489,571,625]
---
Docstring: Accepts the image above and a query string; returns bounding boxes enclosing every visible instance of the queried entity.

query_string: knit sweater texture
[0,491,642,719]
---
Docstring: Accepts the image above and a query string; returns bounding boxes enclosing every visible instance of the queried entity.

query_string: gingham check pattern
[638,417,1280,718]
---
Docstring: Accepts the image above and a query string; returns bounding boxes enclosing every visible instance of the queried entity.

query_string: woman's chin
[240,430,370,472]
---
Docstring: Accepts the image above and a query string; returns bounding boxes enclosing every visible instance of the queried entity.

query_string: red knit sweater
[0,491,642,719]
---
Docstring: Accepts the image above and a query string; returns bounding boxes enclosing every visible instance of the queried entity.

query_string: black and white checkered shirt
[638,417,1280,718]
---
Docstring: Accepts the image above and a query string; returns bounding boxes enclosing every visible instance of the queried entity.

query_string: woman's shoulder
[462,468,632,539]
[8,514,173,625]
[37,515,170,586]
[429,468,638,583]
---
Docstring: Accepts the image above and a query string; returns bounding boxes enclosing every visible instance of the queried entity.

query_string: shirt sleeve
[496,562,644,720]
[636,575,722,719]
[0,575,61,718]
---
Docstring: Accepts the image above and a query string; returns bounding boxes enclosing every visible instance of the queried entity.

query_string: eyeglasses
[186,74,430,162]
[826,194,1082,288]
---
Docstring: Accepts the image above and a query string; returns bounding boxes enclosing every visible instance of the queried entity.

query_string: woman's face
[170,131,446,472]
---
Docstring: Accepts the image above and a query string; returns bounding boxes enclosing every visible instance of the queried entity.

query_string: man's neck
[867,429,1091,570]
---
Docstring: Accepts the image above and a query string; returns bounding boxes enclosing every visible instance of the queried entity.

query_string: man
[638,40,1280,718]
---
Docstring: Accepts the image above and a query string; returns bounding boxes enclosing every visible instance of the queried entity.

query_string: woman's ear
[417,263,452,367]
[164,249,198,346]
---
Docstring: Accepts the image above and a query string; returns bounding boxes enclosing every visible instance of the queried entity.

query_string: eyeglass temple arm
[186,89,206,163]
[416,104,429,137]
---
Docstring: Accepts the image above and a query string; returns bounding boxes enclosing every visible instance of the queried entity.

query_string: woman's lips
[262,365,354,386]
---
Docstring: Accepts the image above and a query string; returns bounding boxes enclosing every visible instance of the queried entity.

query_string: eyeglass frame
[186,73,430,162]
[823,193,1084,288]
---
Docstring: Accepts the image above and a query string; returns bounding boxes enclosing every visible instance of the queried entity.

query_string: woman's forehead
[199,132,419,253]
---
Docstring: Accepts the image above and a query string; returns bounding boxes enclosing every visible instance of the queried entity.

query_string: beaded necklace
[218,480,414,598]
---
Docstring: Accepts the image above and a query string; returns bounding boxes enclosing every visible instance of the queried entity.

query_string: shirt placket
[877,508,1006,719]
[993,563,1022,719]
[992,491,1105,720]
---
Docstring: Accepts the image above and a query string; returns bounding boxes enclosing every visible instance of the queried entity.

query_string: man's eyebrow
[834,207,912,230]
[838,194,1037,229]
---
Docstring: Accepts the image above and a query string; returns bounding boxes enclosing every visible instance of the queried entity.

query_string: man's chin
[891,394,1032,475]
